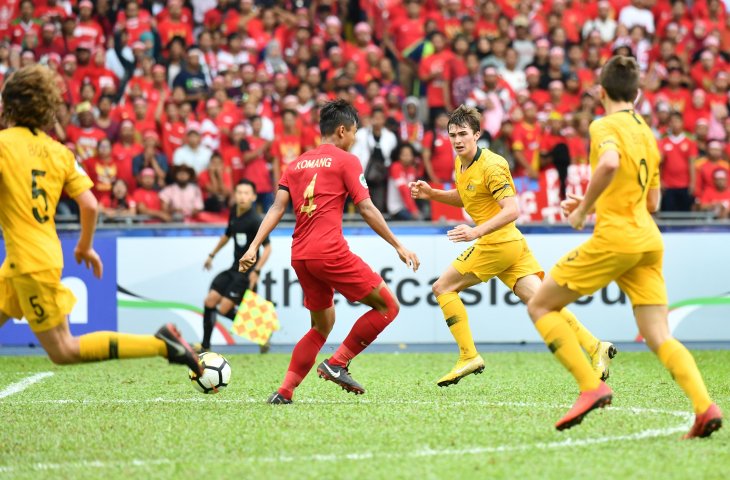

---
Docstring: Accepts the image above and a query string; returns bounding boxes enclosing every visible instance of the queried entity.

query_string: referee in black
[200,179,272,352]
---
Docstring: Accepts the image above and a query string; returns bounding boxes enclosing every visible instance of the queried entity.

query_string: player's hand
[568,207,588,231]
[74,246,103,279]
[238,248,257,273]
[203,257,213,271]
[560,193,584,217]
[447,224,479,242]
[396,246,420,272]
[409,180,433,200]
[248,271,259,289]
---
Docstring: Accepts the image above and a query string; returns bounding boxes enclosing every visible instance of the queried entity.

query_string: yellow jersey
[588,110,662,253]
[455,147,523,245]
[0,127,93,277]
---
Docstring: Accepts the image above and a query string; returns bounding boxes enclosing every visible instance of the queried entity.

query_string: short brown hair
[447,105,481,133]
[1,65,62,131]
[599,55,639,103]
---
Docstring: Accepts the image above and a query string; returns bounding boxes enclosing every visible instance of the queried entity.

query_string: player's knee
[204,296,218,309]
[526,298,544,323]
[431,280,448,298]
[47,346,80,365]
[379,286,399,321]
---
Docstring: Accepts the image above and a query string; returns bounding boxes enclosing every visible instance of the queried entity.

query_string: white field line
[0,399,693,472]
[0,372,53,400]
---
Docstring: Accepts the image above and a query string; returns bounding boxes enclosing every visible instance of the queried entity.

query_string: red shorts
[292,252,383,311]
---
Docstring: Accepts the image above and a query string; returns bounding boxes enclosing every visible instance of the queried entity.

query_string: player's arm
[447,196,519,242]
[239,188,290,272]
[73,190,103,279]
[569,150,620,230]
[356,198,420,271]
[646,188,661,213]
[409,180,463,207]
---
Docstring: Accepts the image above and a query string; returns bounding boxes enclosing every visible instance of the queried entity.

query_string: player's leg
[202,271,232,351]
[314,254,393,394]
[432,265,484,386]
[271,306,334,404]
[618,253,722,438]
[527,276,612,430]
[513,272,614,380]
[269,260,334,403]
[327,281,399,369]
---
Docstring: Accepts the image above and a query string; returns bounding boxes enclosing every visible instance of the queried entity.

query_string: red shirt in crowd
[419,50,454,108]
[659,134,698,189]
[279,144,370,260]
[66,125,107,162]
[695,158,730,198]
[423,129,455,182]
[512,121,543,175]
[131,188,163,212]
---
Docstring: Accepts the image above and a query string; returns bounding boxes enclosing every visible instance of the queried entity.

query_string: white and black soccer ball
[188,352,232,394]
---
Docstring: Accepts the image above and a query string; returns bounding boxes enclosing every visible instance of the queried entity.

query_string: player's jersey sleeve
[342,154,370,204]
[278,167,290,191]
[484,158,515,201]
[62,149,94,198]
[590,121,621,159]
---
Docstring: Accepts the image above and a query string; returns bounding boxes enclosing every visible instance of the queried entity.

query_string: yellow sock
[437,292,477,361]
[79,332,167,361]
[560,308,600,354]
[657,338,712,414]
[535,311,600,391]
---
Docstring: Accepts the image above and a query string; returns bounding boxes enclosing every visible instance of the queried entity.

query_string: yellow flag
[231,290,280,346]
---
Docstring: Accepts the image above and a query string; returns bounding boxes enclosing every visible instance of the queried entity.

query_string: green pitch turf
[0,351,728,480]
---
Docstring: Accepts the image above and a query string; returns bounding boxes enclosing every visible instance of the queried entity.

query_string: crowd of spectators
[1,0,729,223]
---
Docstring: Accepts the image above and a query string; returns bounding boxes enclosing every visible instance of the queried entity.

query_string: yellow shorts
[0,269,76,332]
[551,241,668,306]
[452,239,543,290]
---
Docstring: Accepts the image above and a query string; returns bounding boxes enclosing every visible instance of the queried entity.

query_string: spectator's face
[175,170,191,186]
[120,124,134,141]
[199,33,212,50]
[79,110,94,127]
[406,1,421,18]
[170,3,181,19]
[466,54,479,74]
[524,104,537,121]
[134,103,147,118]
[20,2,33,19]
[252,118,262,134]
[505,49,517,68]
[207,104,220,118]
[234,183,256,208]
[371,111,386,129]
[187,132,200,148]
[715,75,728,91]
[187,52,200,68]
[696,123,709,138]
[693,92,706,108]
[484,72,497,89]
[709,146,722,160]
[669,116,683,133]
[432,34,446,52]
[715,174,728,191]
[283,113,296,129]
[63,60,77,74]
[549,53,564,68]
[436,114,449,130]
[406,104,418,118]
[99,140,112,158]
[701,55,714,69]
[126,2,139,18]
[668,71,681,87]
[112,180,128,199]
[140,174,155,189]
[398,146,415,166]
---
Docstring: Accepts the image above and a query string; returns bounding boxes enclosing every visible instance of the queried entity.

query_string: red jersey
[657,87,692,113]
[111,143,142,187]
[512,121,543,175]
[274,132,303,176]
[279,144,370,260]
[157,19,194,46]
[418,50,454,108]
[131,188,162,211]
[66,125,107,162]
[160,119,186,160]
[659,134,697,189]
[243,136,273,194]
[423,130,455,182]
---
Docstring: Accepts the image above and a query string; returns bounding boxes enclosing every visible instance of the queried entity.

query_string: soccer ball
[188,352,232,394]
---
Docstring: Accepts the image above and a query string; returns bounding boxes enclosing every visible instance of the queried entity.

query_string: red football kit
[279,144,381,310]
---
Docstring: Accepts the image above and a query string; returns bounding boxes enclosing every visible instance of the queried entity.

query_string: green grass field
[1,350,728,479]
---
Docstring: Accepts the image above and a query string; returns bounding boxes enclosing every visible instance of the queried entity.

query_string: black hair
[236,178,257,194]
[319,99,359,136]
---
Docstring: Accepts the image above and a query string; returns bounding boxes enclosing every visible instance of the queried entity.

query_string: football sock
[437,292,477,361]
[560,308,600,354]
[79,332,166,361]
[330,286,399,367]
[202,307,216,349]
[657,338,712,414]
[535,311,600,392]
[278,328,326,400]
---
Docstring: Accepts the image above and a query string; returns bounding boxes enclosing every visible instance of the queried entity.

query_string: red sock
[278,328,326,400]
[330,287,399,367]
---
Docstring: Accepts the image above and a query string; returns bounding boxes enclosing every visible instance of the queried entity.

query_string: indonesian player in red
[239,100,420,404]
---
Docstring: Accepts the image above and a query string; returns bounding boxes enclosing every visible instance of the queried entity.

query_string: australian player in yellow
[527,56,722,438]
[0,65,202,375]
[410,105,614,387]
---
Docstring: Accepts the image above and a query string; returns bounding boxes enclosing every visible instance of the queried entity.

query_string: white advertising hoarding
[117,229,730,345]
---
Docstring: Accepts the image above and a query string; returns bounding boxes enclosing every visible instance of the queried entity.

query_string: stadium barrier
[1,224,729,346]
